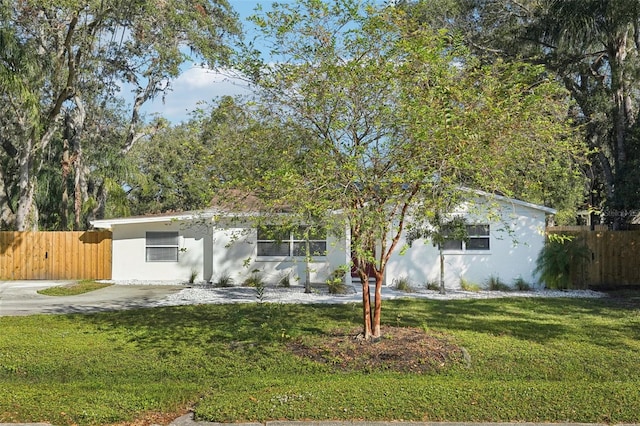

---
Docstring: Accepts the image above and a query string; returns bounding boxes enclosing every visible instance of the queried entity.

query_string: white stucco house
[90,191,554,289]
[386,192,556,289]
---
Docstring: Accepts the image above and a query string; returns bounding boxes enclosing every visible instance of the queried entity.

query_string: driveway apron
[0,281,184,316]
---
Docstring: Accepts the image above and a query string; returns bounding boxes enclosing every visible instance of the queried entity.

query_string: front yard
[1,293,639,425]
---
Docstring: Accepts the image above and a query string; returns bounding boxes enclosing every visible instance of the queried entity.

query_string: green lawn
[1,296,639,425]
[37,279,112,296]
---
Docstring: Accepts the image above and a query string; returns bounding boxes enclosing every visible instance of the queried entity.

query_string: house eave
[463,188,557,215]
[90,210,223,230]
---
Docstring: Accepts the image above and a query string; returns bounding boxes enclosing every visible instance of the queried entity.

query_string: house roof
[467,189,557,215]
[90,210,214,229]
[91,189,556,230]
[90,190,264,230]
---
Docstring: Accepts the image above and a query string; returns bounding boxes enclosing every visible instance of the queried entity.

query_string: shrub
[534,234,590,289]
[485,275,511,291]
[326,265,349,294]
[243,269,265,288]
[277,273,291,288]
[214,272,234,288]
[393,276,414,293]
[513,277,532,291]
[460,277,481,292]
[425,280,440,291]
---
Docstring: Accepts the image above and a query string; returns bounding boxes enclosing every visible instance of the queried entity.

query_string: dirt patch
[288,326,467,373]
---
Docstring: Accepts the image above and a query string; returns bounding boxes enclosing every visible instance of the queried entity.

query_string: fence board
[548,229,640,288]
[0,231,112,280]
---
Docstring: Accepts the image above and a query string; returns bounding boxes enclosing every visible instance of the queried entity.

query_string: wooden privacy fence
[548,228,640,288]
[0,231,112,280]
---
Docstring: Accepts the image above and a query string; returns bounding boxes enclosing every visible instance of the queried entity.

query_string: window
[443,224,490,252]
[257,226,327,257]
[146,232,179,262]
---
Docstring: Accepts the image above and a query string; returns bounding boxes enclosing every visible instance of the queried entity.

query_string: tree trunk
[304,237,312,293]
[14,138,38,231]
[359,268,373,339]
[609,33,630,177]
[371,271,383,338]
[0,169,15,229]
[439,246,446,294]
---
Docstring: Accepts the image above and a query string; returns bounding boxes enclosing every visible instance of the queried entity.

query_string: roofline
[465,188,557,215]
[91,190,556,230]
[90,210,216,230]
[90,209,272,230]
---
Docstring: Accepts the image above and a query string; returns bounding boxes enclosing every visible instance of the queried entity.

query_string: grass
[36,279,112,296]
[1,295,640,425]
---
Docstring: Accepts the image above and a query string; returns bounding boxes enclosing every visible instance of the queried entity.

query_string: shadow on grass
[82,302,361,358]
[382,296,640,350]
[80,295,639,356]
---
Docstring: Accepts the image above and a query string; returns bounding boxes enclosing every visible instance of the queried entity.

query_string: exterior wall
[110,219,349,285]
[111,221,207,282]
[386,199,549,289]
[210,222,349,286]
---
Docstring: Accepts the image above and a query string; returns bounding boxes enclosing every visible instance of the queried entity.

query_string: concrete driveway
[0,281,184,316]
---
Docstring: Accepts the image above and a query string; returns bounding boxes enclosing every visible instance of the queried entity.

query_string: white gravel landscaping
[136,283,607,307]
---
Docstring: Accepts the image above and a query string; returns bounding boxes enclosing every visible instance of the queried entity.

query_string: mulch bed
[288,325,467,373]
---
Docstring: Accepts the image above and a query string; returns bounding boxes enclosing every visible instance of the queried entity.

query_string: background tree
[0,0,239,230]
[127,119,218,215]
[222,0,586,339]
[403,0,640,225]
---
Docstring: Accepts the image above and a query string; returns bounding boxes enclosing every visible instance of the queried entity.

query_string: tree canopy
[0,0,240,230]
[213,0,587,338]
[404,0,640,226]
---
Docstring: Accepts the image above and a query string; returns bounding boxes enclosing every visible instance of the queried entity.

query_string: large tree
[127,117,219,215]
[0,0,239,230]
[221,0,586,339]
[407,0,640,225]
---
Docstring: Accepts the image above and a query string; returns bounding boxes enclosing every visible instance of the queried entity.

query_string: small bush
[243,270,265,288]
[277,273,291,288]
[485,275,511,291]
[425,280,440,291]
[535,235,590,289]
[393,276,414,293]
[326,265,349,294]
[513,277,532,291]
[214,272,234,288]
[460,277,481,292]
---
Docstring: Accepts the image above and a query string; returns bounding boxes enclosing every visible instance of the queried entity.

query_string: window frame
[257,225,327,259]
[442,224,490,253]
[145,231,180,262]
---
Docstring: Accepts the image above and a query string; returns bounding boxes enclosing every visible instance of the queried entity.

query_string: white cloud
[142,66,253,124]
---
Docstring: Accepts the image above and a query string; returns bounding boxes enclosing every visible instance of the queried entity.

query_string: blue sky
[142,1,290,124]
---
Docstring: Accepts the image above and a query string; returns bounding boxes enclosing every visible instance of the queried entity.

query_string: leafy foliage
[221,0,586,338]
[411,0,640,224]
[126,121,218,215]
[326,265,350,294]
[535,235,591,289]
[0,0,239,230]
